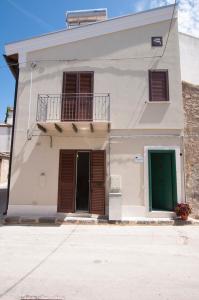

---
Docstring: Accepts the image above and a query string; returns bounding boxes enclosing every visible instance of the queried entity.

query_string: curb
[1,216,199,226]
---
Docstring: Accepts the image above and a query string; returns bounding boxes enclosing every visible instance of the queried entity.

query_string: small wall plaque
[151,36,163,47]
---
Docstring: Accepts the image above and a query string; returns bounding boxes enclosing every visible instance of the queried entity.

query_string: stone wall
[183,81,199,217]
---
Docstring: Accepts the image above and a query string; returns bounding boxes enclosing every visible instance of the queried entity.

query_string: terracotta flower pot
[181,214,188,221]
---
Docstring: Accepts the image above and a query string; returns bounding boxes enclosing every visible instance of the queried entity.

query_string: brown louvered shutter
[149,70,169,101]
[58,150,76,212]
[61,72,78,121]
[79,72,93,121]
[90,150,105,215]
[61,72,93,121]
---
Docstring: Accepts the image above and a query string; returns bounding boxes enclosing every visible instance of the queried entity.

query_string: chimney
[66,9,107,28]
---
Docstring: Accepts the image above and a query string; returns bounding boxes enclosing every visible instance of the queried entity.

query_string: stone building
[182,82,199,217]
[179,33,199,218]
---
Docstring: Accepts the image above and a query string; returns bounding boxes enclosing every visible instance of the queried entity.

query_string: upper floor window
[149,70,169,102]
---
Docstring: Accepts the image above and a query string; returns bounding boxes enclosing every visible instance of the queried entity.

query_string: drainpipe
[108,93,111,179]
[5,68,19,215]
[27,63,36,139]
[27,68,33,133]
[181,133,187,203]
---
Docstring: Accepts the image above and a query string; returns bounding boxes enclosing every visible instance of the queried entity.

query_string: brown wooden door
[79,73,93,121]
[58,150,76,212]
[61,72,93,121]
[90,150,106,215]
[61,73,78,121]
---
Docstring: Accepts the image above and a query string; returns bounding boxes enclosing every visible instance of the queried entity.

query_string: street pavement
[0,224,199,300]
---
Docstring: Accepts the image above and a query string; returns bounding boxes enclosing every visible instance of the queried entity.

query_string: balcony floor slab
[37,121,110,136]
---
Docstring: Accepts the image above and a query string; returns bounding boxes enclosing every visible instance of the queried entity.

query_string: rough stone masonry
[183,81,199,218]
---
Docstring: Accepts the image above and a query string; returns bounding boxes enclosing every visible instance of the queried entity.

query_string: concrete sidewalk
[0,225,199,300]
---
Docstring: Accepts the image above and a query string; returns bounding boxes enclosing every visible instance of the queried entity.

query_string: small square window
[151,37,163,47]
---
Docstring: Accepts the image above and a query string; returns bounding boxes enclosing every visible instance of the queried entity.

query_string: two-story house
[4,4,184,220]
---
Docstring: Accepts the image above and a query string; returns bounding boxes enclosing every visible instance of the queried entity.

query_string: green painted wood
[148,150,177,211]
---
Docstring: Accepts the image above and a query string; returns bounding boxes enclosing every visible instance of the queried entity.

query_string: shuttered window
[149,70,169,102]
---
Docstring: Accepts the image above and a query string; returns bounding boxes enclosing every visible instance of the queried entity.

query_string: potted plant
[175,203,192,221]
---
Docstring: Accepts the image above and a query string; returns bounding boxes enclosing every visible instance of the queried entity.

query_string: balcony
[36,93,110,134]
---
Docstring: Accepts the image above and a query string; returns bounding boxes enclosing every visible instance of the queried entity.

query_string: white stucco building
[179,32,199,85]
[0,107,13,187]
[4,4,185,220]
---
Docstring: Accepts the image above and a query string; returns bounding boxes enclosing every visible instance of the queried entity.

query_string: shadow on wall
[29,22,170,61]
[18,20,170,103]
[10,135,56,206]
[126,59,165,127]
[110,139,145,205]
[139,103,170,124]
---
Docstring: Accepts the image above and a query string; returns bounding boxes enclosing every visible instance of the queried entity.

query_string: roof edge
[5,4,177,56]
[179,31,199,40]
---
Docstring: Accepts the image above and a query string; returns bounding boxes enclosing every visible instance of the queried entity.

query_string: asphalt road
[0,224,198,300]
[0,188,7,215]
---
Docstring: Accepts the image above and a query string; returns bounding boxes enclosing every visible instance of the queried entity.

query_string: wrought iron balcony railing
[36,93,110,122]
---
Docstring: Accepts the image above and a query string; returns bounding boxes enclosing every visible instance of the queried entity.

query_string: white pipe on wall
[27,68,33,132]
[110,134,182,139]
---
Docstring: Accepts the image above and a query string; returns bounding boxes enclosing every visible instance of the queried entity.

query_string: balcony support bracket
[37,124,47,133]
[107,122,111,133]
[90,123,94,133]
[72,123,78,133]
[54,123,62,133]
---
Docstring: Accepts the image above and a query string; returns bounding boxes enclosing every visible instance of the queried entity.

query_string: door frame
[148,150,177,211]
[75,150,90,212]
[57,149,106,214]
[144,146,183,213]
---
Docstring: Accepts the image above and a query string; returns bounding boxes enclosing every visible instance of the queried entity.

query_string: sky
[0,0,198,121]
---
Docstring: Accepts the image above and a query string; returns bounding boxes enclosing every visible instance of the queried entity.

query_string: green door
[148,150,177,211]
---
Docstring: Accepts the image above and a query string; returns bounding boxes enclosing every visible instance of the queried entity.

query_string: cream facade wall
[24,19,183,130]
[8,17,184,218]
[9,132,109,213]
[109,131,183,219]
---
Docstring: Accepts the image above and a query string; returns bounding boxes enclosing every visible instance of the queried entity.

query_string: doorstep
[1,216,199,226]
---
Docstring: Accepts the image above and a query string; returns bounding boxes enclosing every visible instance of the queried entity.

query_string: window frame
[148,69,169,102]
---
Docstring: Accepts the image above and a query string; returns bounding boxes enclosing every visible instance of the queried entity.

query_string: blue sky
[0,0,198,121]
